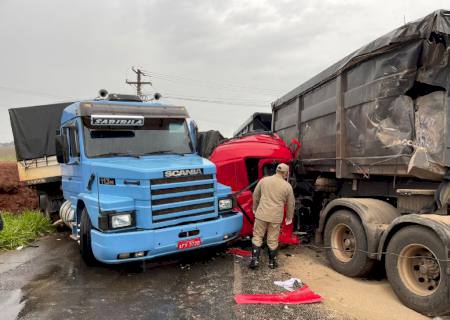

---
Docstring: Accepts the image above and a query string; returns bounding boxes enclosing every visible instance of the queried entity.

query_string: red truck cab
[210,133,300,245]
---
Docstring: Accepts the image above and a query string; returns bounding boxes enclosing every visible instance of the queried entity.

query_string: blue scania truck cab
[9,94,242,265]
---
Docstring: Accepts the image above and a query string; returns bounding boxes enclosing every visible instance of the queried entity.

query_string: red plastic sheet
[235,285,322,305]
[279,222,301,245]
[226,248,252,257]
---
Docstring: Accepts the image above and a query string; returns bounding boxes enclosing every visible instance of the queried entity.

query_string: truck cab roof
[61,100,189,124]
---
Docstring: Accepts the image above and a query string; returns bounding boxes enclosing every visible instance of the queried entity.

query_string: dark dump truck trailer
[272,10,450,316]
[233,112,272,137]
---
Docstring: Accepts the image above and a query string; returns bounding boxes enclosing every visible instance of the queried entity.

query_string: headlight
[111,213,132,229]
[218,198,233,211]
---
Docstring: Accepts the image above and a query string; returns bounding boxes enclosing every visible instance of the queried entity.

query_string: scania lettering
[9,92,243,265]
[164,169,203,178]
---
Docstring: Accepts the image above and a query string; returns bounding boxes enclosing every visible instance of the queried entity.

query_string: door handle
[124,180,140,186]
[87,174,96,191]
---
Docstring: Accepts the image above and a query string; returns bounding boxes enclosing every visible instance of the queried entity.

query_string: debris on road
[274,278,303,292]
[179,263,191,270]
[234,284,322,305]
[226,248,252,257]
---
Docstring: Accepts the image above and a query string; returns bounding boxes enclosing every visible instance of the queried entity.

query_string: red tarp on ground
[235,285,322,305]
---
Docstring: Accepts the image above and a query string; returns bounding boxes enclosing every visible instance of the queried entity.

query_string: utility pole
[126,67,152,97]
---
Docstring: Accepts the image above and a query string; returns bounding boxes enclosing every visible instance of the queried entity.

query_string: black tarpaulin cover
[271,10,450,180]
[9,103,72,161]
[197,130,225,158]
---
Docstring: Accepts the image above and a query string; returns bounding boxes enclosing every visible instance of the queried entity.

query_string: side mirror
[188,120,199,153]
[55,134,69,164]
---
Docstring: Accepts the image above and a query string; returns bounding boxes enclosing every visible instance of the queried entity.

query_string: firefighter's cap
[276,163,289,173]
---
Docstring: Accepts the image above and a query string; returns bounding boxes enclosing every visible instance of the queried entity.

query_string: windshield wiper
[95,152,141,158]
[137,150,186,157]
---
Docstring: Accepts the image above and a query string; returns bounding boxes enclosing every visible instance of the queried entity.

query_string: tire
[324,210,375,277]
[80,208,98,266]
[38,192,51,220]
[385,226,450,316]
[44,204,52,220]
[38,192,60,222]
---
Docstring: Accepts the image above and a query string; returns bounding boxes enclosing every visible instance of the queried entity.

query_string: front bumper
[91,211,242,263]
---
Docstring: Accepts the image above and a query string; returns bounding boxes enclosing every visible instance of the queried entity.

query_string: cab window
[263,163,278,177]
[66,126,80,158]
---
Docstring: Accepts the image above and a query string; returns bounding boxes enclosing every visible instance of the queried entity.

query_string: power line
[142,69,284,96]
[162,94,269,108]
[150,74,280,96]
[161,91,271,104]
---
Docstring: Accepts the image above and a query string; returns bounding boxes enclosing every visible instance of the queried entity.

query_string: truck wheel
[324,210,375,277]
[38,193,52,220]
[80,208,98,266]
[385,226,449,316]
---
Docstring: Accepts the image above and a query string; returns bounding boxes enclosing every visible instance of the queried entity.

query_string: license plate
[177,238,201,250]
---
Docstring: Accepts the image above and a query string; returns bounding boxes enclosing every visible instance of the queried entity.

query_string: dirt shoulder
[0,161,38,213]
[280,246,427,320]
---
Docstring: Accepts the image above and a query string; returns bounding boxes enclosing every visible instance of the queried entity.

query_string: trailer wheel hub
[331,223,356,263]
[398,244,441,296]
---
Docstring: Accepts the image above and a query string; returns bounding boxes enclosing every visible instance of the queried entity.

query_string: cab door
[61,121,83,203]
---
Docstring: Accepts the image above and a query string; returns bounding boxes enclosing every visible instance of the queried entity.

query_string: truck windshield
[83,118,193,158]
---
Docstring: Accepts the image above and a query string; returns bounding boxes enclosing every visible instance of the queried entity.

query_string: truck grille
[150,174,216,223]
[152,192,214,206]
[151,174,213,184]
[153,201,214,215]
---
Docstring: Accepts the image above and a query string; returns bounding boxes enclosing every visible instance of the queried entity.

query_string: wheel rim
[330,223,356,263]
[397,244,441,296]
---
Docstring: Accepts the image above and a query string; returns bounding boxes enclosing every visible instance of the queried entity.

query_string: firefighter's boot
[249,245,261,269]
[268,249,278,269]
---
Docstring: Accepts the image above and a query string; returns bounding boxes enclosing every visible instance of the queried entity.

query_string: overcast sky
[0,0,448,142]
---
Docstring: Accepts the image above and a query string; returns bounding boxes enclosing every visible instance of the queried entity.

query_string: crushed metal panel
[408,91,447,180]
[345,95,414,158]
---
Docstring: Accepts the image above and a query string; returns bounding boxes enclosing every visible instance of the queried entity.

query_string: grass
[0,210,55,250]
[0,146,16,161]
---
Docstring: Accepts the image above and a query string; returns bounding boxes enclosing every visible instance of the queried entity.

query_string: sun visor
[79,102,189,119]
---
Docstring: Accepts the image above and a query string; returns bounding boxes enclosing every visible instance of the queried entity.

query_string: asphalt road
[0,233,342,320]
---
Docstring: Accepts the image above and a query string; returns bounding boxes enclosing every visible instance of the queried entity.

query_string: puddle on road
[16,244,236,319]
[0,289,25,320]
